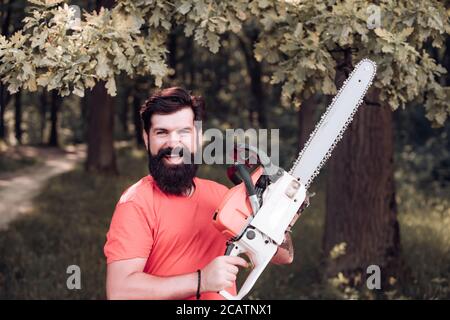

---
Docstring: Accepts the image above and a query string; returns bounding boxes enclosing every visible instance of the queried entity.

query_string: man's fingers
[225,256,249,268]
[228,265,239,274]
[226,273,237,282]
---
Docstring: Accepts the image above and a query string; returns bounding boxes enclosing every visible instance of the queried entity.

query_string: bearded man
[104,87,295,300]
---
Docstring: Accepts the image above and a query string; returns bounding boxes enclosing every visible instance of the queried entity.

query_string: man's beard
[147,146,198,196]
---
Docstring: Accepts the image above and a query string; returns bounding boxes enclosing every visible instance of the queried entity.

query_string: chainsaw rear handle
[228,163,260,214]
[235,163,256,197]
[219,228,278,300]
[227,144,259,186]
[227,162,259,187]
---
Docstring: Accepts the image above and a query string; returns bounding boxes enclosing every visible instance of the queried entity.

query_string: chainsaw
[212,58,377,300]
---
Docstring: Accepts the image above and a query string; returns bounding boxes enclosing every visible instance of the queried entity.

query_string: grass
[0,146,147,299]
[0,151,39,175]
[395,184,450,299]
[0,145,448,299]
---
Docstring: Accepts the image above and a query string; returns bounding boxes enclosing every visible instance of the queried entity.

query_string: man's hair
[140,87,205,134]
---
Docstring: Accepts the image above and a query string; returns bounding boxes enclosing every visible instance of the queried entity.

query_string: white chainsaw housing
[219,58,377,300]
[219,171,306,300]
[219,227,278,300]
[251,171,306,245]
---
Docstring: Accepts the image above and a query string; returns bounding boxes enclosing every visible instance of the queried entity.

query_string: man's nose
[165,131,181,148]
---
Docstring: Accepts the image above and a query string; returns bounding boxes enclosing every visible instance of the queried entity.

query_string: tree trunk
[188,38,195,87]
[323,52,400,288]
[120,86,130,137]
[1,0,12,141]
[39,89,47,144]
[237,29,268,128]
[181,36,195,86]
[81,94,89,143]
[298,94,317,151]
[133,85,144,147]
[84,0,118,174]
[14,91,22,144]
[85,81,117,174]
[1,0,12,36]
[0,85,10,141]
[445,36,450,86]
[167,28,177,80]
[48,90,60,147]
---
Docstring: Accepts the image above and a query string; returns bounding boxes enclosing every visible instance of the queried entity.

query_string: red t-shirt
[104,175,236,299]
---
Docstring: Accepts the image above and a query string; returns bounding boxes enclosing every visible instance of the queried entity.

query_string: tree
[324,49,400,284]
[48,90,60,146]
[237,24,267,128]
[39,88,47,143]
[0,0,168,171]
[86,80,117,173]
[0,0,13,141]
[14,90,22,144]
[251,1,448,287]
[132,82,144,146]
[297,94,318,151]
[85,0,117,173]
[0,0,448,289]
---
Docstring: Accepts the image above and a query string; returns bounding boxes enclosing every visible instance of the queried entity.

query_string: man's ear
[142,130,149,149]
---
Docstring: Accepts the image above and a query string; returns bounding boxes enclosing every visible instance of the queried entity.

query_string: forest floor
[0,145,86,230]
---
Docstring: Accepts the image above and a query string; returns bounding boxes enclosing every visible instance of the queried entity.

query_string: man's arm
[270,194,311,265]
[106,258,198,300]
[269,210,300,265]
[270,232,294,265]
[106,256,248,300]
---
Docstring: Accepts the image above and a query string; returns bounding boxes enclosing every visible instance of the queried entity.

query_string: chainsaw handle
[227,143,261,186]
[219,231,278,300]
[227,163,259,188]
[228,163,260,215]
[235,163,256,196]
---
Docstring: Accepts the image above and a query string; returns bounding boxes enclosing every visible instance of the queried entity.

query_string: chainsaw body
[213,166,264,239]
[212,59,377,300]
[213,162,306,300]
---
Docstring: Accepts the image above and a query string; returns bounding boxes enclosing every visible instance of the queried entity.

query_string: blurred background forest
[0,0,449,299]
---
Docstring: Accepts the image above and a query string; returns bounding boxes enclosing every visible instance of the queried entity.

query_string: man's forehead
[151,108,195,130]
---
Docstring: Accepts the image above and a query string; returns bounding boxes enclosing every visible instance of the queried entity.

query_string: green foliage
[0,1,169,97]
[0,0,449,126]
[253,0,449,124]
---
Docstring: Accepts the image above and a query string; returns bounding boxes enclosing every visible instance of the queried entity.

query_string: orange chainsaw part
[213,166,264,239]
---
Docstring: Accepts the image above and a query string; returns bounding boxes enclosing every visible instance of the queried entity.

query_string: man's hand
[271,192,313,265]
[271,232,294,264]
[200,256,248,293]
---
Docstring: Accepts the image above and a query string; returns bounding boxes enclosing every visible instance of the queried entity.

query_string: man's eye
[179,129,191,134]
[156,131,167,136]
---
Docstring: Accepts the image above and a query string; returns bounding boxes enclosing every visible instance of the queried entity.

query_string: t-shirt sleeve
[212,181,229,200]
[104,201,154,264]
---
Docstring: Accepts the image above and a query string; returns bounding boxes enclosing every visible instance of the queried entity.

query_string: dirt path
[0,145,86,230]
